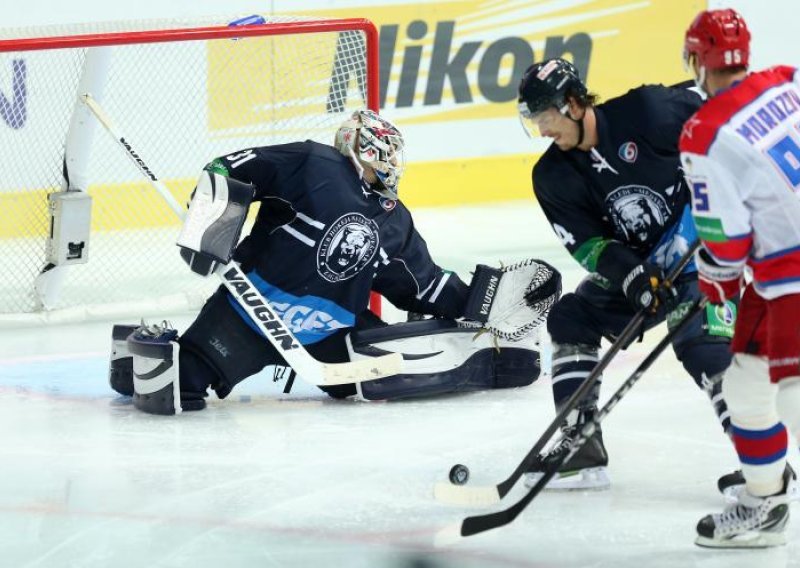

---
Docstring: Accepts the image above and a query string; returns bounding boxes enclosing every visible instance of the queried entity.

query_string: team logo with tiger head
[317,213,379,283]
[606,185,670,245]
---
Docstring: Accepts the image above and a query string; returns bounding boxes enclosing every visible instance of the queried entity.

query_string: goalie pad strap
[464,264,503,323]
[177,170,255,276]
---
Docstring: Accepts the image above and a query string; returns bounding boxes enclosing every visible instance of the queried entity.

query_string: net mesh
[0,15,372,324]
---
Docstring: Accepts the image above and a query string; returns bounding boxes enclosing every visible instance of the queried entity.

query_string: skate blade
[523,467,610,491]
[723,479,800,504]
[695,531,787,549]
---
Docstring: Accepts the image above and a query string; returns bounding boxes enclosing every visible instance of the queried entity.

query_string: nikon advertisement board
[276,0,705,206]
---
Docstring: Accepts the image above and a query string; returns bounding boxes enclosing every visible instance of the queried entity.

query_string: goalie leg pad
[109,323,139,396]
[129,325,191,415]
[177,170,255,276]
[348,319,540,401]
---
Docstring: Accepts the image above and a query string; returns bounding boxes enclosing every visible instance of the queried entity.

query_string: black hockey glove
[621,262,676,314]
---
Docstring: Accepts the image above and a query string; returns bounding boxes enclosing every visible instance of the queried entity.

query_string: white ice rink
[1,201,798,568]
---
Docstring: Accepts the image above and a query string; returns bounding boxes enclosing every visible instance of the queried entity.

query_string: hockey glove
[464,258,561,341]
[621,261,675,314]
[695,246,744,305]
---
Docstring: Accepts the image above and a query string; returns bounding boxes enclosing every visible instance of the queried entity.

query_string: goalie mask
[335,110,405,200]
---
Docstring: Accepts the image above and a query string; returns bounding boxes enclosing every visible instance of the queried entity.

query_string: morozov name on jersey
[734,87,800,145]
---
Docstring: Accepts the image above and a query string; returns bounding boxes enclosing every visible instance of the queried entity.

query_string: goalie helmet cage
[0,15,379,326]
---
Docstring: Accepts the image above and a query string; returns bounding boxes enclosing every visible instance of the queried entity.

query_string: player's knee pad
[777,377,800,437]
[347,319,540,401]
[129,323,206,415]
[179,288,275,398]
[547,294,602,346]
[722,353,778,427]
[109,323,138,396]
[673,336,732,389]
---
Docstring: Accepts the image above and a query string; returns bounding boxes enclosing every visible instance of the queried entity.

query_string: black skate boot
[524,408,610,490]
[718,462,798,503]
[697,465,792,548]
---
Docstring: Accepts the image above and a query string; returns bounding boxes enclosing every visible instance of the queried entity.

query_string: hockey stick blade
[433,481,501,507]
[435,241,700,510]
[82,93,401,388]
[456,296,707,538]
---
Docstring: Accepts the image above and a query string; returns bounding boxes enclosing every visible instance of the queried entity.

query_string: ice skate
[524,411,610,491]
[696,467,792,548]
[718,463,799,504]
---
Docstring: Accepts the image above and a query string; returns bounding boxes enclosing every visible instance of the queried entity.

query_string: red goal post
[0,15,381,324]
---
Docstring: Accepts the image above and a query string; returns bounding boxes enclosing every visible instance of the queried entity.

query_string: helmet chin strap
[563,107,586,149]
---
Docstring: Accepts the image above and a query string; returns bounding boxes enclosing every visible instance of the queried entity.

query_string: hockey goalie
[108,110,561,414]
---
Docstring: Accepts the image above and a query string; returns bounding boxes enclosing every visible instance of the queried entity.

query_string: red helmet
[684,9,751,71]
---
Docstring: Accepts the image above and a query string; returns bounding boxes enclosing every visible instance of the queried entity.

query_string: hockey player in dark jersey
[109,110,561,414]
[518,58,736,491]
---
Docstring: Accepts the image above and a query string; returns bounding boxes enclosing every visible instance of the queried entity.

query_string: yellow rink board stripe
[0,153,541,239]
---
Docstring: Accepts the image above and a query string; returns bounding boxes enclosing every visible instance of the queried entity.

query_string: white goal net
[0,15,378,325]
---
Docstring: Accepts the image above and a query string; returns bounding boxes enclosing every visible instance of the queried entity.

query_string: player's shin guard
[723,354,786,497]
[129,323,206,415]
[525,342,609,490]
[777,377,800,441]
[109,324,138,396]
[550,343,602,414]
[701,371,732,434]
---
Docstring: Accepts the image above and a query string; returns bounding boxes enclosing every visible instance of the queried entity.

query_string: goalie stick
[81,93,402,387]
[434,240,700,509]
[435,294,707,543]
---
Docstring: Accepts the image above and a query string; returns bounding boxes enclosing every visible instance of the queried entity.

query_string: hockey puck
[448,464,470,485]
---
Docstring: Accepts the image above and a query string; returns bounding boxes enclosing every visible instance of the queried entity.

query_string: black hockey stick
[434,240,700,508]
[436,295,707,542]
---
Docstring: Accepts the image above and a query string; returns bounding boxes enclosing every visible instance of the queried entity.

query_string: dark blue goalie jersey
[208,141,469,345]
[532,83,703,287]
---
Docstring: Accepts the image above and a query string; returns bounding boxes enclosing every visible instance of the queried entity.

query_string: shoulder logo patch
[317,213,379,283]
[618,141,638,163]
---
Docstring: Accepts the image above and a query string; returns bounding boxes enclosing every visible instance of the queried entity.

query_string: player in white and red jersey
[680,8,800,548]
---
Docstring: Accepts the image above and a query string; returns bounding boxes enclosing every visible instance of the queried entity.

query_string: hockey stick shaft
[435,241,700,509]
[494,241,699,495]
[81,94,401,386]
[462,297,708,535]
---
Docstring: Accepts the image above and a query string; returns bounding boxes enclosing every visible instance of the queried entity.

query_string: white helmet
[335,109,405,199]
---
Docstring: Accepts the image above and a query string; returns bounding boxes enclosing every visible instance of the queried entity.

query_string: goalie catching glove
[177,169,255,276]
[464,259,561,341]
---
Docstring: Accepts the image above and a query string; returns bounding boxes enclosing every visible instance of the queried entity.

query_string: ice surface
[1,201,797,567]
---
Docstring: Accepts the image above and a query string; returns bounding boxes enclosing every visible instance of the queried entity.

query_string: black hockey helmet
[517,58,588,118]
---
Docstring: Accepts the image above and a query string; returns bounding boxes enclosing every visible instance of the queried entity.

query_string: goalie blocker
[177,170,255,276]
